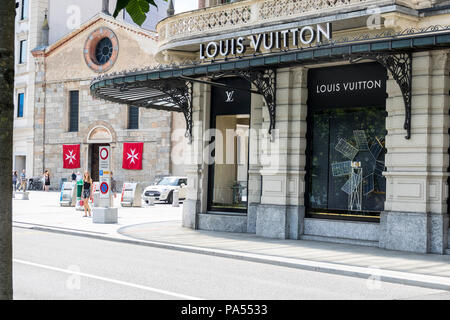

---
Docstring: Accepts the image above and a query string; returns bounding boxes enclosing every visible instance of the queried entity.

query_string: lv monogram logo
[225,91,235,103]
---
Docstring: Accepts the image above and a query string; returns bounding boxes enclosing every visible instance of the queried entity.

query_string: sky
[174,0,198,14]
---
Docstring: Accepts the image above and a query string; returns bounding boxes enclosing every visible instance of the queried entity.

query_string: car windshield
[157,177,178,186]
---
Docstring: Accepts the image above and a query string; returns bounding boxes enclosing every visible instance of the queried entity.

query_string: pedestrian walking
[12,170,18,191]
[81,171,93,217]
[110,171,117,198]
[71,172,76,181]
[43,170,50,192]
[18,169,27,191]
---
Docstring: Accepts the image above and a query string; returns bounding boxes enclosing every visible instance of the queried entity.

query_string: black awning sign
[308,62,387,109]
[315,80,382,94]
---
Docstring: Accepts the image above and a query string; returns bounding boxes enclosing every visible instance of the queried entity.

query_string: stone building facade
[13,0,48,178]
[92,0,450,254]
[32,13,185,190]
[13,0,171,181]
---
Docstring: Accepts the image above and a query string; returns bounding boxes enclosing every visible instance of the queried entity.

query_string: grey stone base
[448,228,450,249]
[430,214,449,254]
[15,191,29,200]
[255,204,304,239]
[60,202,74,207]
[182,199,200,229]
[197,213,247,233]
[300,235,379,247]
[92,207,118,224]
[304,218,379,243]
[247,203,258,234]
[380,211,449,254]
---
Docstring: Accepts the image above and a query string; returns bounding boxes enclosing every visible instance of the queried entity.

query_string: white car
[142,176,187,204]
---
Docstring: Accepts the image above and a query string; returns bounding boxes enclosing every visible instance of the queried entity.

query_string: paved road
[13,228,450,300]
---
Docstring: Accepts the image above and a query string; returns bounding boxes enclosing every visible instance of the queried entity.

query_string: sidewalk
[13,191,450,291]
[13,191,181,235]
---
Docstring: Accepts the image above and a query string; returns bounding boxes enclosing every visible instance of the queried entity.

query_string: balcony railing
[157,0,427,47]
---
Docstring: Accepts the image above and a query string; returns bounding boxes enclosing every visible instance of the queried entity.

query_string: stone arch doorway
[87,125,113,182]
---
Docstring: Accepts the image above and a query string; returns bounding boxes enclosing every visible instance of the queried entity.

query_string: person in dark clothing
[43,170,50,191]
[12,171,18,191]
[82,171,93,217]
[71,172,76,181]
[110,171,117,198]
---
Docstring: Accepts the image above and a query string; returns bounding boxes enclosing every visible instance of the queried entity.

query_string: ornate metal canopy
[90,27,450,142]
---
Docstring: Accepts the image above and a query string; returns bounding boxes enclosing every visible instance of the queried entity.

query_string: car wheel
[167,191,173,204]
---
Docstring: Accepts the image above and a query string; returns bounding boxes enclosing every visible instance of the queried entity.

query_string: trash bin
[75,178,84,211]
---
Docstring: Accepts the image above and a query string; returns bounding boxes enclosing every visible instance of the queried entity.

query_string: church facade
[27,9,185,189]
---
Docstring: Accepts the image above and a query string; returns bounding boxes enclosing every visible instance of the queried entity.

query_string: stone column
[182,82,210,229]
[381,50,450,253]
[247,90,263,233]
[256,66,308,239]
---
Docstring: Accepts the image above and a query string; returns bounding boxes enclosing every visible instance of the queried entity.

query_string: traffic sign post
[92,146,118,224]
[98,146,111,206]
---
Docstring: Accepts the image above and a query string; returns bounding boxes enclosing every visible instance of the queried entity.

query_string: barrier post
[172,190,179,207]
[93,146,118,224]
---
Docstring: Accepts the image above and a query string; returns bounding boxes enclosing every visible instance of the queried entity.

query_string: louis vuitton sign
[200,23,332,60]
[308,62,387,109]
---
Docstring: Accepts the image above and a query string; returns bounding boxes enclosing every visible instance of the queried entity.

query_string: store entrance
[207,77,251,213]
[305,62,387,222]
[89,143,109,182]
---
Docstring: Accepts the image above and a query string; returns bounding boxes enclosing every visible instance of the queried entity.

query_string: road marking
[14,259,202,300]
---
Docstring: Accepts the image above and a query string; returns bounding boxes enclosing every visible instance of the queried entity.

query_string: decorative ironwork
[349,52,412,139]
[142,79,193,143]
[93,79,194,143]
[158,0,375,43]
[328,25,450,46]
[211,68,277,139]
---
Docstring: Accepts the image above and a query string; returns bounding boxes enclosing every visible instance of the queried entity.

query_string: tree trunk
[0,0,15,300]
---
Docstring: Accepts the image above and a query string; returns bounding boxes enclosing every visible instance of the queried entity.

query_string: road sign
[99,146,110,172]
[100,182,109,194]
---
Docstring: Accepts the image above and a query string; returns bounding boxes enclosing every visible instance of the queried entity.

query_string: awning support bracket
[212,68,277,140]
[144,79,194,143]
[349,52,412,139]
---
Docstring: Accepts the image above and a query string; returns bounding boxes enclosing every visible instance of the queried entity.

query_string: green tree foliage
[113,0,167,26]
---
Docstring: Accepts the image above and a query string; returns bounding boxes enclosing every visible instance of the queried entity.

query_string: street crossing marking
[14,259,203,300]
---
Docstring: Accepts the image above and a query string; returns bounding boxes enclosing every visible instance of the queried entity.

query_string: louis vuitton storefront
[91,1,450,254]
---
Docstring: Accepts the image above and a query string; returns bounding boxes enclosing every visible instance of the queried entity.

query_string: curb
[14,223,450,292]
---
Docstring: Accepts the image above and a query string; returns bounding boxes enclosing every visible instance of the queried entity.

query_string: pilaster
[182,82,210,229]
[256,66,307,239]
[381,50,450,253]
